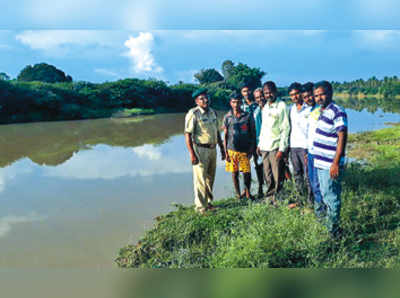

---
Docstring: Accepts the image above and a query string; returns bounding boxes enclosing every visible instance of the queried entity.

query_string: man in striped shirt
[312,81,348,238]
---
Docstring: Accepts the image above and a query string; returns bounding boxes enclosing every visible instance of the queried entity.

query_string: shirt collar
[266,99,279,108]
[198,106,207,114]
[324,101,335,112]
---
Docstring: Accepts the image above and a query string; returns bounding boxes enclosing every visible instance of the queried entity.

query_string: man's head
[262,81,277,102]
[313,81,333,108]
[288,82,303,104]
[230,91,242,112]
[301,82,315,106]
[253,88,265,108]
[192,88,209,110]
[239,82,252,102]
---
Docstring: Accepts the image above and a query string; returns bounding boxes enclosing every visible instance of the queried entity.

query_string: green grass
[116,124,400,268]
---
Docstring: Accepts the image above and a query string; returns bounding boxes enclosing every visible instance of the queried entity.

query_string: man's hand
[256,147,262,156]
[220,149,226,161]
[275,151,283,161]
[190,153,199,165]
[225,151,231,163]
[304,153,308,170]
[330,162,340,179]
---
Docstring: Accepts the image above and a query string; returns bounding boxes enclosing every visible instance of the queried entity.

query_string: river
[0,104,399,296]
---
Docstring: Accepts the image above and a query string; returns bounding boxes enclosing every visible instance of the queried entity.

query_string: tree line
[332,76,400,97]
[0,62,399,124]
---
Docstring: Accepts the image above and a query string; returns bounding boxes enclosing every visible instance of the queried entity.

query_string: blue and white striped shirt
[313,101,348,170]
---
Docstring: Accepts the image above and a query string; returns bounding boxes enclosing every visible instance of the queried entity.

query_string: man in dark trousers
[240,82,264,198]
[257,81,290,205]
[288,82,312,207]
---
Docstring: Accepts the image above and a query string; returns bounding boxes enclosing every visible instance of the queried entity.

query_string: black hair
[262,81,277,93]
[301,82,314,93]
[314,80,333,95]
[230,91,241,100]
[238,81,250,90]
[288,82,302,93]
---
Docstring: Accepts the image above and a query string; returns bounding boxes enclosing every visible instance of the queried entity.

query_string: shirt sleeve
[334,108,348,133]
[184,111,196,134]
[255,109,262,146]
[222,114,229,130]
[249,115,256,148]
[279,102,290,152]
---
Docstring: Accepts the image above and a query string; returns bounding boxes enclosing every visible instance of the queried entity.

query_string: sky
[1,1,400,86]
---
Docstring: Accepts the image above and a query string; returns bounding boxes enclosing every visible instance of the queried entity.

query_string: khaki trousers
[192,145,217,211]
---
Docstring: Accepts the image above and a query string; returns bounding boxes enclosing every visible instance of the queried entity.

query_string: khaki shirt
[184,106,218,145]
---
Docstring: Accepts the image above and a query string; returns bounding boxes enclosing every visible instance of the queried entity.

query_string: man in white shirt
[288,82,312,206]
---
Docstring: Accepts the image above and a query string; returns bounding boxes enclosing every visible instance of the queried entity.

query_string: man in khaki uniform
[184,88,225,214]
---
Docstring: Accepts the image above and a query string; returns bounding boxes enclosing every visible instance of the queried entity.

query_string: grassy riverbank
[116,125,400,268]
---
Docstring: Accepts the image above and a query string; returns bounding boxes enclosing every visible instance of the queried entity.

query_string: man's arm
[223,126,231,162]
[249,116,256,157]
[217,131,226,160]
[277,102,290,160]
[185,132,198,165]
[330,130,347,179]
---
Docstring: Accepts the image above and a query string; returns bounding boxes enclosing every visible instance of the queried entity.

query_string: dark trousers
[261,150,284,198]
[290,147,312,203]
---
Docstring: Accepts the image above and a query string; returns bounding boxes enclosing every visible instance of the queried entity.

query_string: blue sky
[1,1,400,85]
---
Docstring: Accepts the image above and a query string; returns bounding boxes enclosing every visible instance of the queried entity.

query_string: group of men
[184,80,347,238]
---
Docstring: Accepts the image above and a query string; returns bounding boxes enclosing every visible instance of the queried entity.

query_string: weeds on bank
[116,125,400,268]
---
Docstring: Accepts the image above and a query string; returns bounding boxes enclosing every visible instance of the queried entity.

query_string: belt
[195,143,216,149]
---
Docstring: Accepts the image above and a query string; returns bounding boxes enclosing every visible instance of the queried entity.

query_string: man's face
[289,88,302,104]
[195,94,209,109]
[263,86,276,102]
[241,87,251,100]
[314,87,332,108]
[230,98,242,111]
[302,91,315,106]
[253,90,265,107]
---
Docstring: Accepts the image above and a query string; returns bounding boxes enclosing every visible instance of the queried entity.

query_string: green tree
[223,62,266,90]
[0,72,10,80]
[17,63,73,83]
[194,68,224,84]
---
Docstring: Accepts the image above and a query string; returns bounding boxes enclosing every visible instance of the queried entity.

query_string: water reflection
[334,96,400,114]
[0,113,185,167]
[44,139,192,180]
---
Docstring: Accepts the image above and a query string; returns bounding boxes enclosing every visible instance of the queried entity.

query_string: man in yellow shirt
[184,88,225,214]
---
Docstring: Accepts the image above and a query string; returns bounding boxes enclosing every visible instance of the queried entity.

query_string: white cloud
[354,30,400,49]
[124,32,163,74]
[15,30,119,51]
[132,145,162,161]
[0,213,46,238]
[44,143,190,180]
[302,30,326,36]
[0,160,35,193]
